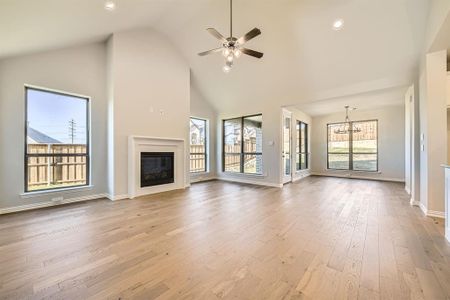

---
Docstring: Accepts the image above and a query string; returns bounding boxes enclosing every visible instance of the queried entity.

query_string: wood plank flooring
[0,176,449,299]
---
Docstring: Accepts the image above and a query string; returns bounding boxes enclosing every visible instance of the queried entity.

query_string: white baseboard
[293,171,311,183]
[405,186,411,195]
[106,194,129,201]
[218,177,283,188]
[190,175,218,184]
[427,210,445,218]
[410,199,420,206]
[0,193,107,215]
[311,172,405,183]
[418,202,445,219]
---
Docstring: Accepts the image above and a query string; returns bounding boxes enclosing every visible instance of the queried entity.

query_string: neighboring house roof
[27,127,61,144]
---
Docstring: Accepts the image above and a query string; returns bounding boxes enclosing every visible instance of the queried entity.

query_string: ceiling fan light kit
[198,0,264,73]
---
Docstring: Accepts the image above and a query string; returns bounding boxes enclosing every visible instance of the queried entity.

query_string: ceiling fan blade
[198,48,223,56]
[237,28,261,45]
[207,28,227,43]
[241,48,264,59]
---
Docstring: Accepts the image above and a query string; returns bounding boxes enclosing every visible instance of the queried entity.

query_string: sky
[27,89,87,144]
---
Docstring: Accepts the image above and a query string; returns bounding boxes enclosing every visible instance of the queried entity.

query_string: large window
[296,121,308,170]
[223,115,262,174]
[190,117,207,173]
[327,120,378,171]
[25,87,90,192]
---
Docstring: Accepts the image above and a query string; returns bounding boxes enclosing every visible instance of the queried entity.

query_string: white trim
[418,202,445,219]
[128,136,186,199]
[221,171,267,178]
[106,194,129,201]
[218,177,283,188]
[427,210,445,218]
[20,185,94,198]
[0,194,107,215]
[311,172,405,183]
[24,84,91,99]
[129,135,185,142]
[190,174,217,183]
[419,202,427,215]
[405,186,411,195]
[293,170,311,182]
[410,199,420,206]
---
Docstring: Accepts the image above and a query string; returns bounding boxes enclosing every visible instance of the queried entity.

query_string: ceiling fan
[198,0,264,73]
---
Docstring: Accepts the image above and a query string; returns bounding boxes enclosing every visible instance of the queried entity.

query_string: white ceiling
[290,86,407,116]
[0,0,430,113]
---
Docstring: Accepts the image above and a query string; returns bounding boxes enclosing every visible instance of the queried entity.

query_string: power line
[68,119,77,144]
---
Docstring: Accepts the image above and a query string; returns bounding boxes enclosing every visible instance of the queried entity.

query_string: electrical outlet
[52,196,63,202]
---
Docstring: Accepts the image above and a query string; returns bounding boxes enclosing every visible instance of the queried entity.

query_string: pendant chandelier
[334,106,362,134]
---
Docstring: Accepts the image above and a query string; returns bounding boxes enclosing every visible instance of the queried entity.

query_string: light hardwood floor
[0,176,449,299]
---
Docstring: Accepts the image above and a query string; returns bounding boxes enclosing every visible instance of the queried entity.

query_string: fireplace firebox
[140,152,174,187]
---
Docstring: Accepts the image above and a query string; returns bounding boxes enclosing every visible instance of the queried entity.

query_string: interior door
[282,110,292,183]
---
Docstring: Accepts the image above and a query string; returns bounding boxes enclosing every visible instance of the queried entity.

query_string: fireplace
[140,152,174,187]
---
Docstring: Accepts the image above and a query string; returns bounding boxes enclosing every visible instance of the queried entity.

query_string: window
[25,87,90,192]
[223,115,262,174]
[190,118,207,173]
[296,121,308,170]
[327,120,378,171]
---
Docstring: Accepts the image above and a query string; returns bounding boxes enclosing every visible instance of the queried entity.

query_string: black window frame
[296,121,309,171]
[327,119,378,172]
[189,117,208,173]
[24,86,91,193]
[222,114,263,174]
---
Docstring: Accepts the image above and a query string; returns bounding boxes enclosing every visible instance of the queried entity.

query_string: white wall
[0,43,108,210]
[405,88,412,194]
[447,72,450,105]
[447,109,450,163]
[419,50,447,214]
[216,103,282,187]
[310,106,405,182]
[190,82,217,182]
[426,0,450,51]
[404,84,421,205]
[107,28,190,199]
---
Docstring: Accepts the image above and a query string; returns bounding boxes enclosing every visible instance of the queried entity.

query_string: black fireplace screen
[140,152,174,187]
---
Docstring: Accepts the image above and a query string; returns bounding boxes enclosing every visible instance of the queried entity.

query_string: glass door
[282,110,292,183]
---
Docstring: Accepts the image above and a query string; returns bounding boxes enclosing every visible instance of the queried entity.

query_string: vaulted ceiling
[0,0,430,113]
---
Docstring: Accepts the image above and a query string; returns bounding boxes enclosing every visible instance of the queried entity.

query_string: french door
[282,110,292,183]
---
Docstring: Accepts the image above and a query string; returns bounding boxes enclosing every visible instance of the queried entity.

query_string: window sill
[20,185,94,198]
[221,171,266,178]
[190,171,210,176]
[326,169,381,174]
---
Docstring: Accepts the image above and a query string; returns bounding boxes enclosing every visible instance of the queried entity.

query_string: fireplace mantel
[128,136,187,199]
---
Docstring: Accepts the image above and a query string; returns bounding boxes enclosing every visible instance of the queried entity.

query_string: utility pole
[68,119,76,144]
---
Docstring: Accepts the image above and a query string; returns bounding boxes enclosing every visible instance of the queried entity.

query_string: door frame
[281,109,293,184]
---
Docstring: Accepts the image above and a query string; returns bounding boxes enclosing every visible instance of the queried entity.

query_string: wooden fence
[190,145,206,173]
[27,144,87,190]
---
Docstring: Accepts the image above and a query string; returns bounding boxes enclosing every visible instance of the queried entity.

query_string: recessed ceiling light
[333,19,344,31]
[104,1,116,11]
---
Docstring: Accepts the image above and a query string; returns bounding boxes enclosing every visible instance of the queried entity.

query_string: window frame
[189,117,208,173]
[326,119,378,172]
[222,114,263,174]
[296,121,309,171]
[24,85,91,193]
